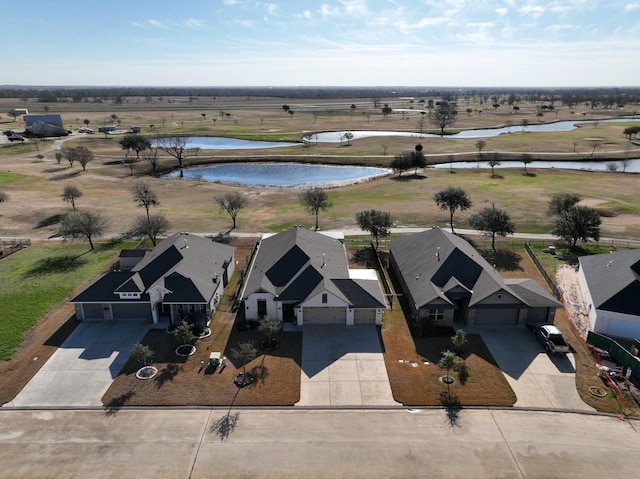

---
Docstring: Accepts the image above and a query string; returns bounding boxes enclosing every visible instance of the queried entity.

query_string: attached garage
[111,302,153,320]
[303,307,347,324]
[354,309,377,324]
[81,303,107,319]
[474,308,519,326]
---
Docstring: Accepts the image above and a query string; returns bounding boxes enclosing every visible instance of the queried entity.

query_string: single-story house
[72,233,235,326]
[389,228,561,327]
[241,227,387,325]
[577,249,640,339]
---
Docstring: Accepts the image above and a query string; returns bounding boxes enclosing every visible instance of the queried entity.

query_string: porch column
[296,307,304,326]
[346,307,354,326]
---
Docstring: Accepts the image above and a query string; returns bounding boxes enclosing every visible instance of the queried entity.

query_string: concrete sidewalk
[5,320,151,408]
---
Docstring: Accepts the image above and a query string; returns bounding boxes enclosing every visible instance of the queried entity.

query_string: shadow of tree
[249,360,269,386]
[34,214,66,229]
[104,389,136,416]
[154,363,182,389]
[24,255,88,277]
[50,171,81,181]
[210,412,240,441]
[481,250,523,272]
[439,391,462,427]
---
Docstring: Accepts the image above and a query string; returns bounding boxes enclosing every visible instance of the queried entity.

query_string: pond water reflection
[151,137,297,149]
[167,163,391,189]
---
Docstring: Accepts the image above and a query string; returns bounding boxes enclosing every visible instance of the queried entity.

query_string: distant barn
[23,114,68,137]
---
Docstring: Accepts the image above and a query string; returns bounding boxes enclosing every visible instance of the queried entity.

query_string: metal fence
[524,242,561,299]
[588,331,640,378]
[0,238,31,259]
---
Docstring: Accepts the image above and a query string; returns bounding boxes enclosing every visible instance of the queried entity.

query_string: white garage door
[304,307,346,324]
[354,309,377,324]
[474,308,519,326]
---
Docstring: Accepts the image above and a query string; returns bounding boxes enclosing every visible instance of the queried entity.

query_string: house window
[427,309,445,322]
[257,299,267,317]
[496,293,504,300]
[322,293,328,304]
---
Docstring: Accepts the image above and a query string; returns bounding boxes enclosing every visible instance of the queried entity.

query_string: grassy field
[0,240,135,360]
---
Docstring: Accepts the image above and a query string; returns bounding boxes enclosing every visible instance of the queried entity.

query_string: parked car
[8,134,25,142]
[534,324,570,354]
[2,129,15,136]
[78,128,94,134]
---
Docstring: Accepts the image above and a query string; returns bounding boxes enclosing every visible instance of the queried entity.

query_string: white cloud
[496,7,508,16]
[183,19,205,29]
[624,2,640,9]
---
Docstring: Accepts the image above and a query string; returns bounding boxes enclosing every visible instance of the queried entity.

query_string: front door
[257,299,267,318]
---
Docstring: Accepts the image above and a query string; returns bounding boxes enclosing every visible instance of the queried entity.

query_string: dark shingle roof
[73,233,235,304]
[579,249,640,315]
[332,279,386,308]
[243,227,348,300]
[390,228,557,310]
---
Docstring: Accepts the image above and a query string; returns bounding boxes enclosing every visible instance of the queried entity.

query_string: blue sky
[3,0,639,87]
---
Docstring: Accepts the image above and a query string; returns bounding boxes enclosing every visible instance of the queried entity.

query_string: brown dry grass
[380,249,516,407]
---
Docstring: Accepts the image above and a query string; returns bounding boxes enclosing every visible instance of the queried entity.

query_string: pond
[433,158,640,173]
[151,137,297,150]
[309,118,637,142]
[166,163,392,189]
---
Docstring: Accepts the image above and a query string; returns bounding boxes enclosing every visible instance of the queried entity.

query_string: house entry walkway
[5,320,152,408]
[294,325,399,407]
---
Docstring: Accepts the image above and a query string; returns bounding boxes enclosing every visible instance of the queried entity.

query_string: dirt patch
[555,264,591,339]
[579,198,607,207]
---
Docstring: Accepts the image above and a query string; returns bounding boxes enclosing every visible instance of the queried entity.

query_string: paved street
[0,408,637,478]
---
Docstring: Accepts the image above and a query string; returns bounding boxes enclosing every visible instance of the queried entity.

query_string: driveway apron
[5,320,151,408]
[470,324,594,411]
[296,325,398,407]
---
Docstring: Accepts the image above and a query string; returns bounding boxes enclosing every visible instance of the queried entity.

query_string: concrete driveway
[469,324,594,411]
[5,320,151,408]
[296,325,398,407]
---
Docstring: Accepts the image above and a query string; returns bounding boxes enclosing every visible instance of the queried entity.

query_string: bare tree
[75,146,94,171]
[0,192,7,203]
[132,183,158,220]
[62,185,83,210]
[299,188,331,231]
[475,140,486,156]
[129,214,170,246]
[214,192,248,229]
[142,147,160,175]
[156,137,199,168]
[59,210,108,250]
[429,101,457,136]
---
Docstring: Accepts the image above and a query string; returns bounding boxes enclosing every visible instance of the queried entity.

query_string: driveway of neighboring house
[468,324,594,411]
[5,320,151,408]
[295,325,399,407]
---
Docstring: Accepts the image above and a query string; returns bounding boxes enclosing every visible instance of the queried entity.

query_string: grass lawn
[0,240,136,360]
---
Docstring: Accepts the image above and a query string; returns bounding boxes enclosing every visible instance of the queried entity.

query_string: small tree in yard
[174,321,195,355]
[355,210,393,249]
[521,154,533,175]
[469,204,515,251]
[214,192,248,230]
[258,318,283,350]
[59,210,108,251]
[230,341,258,387]
[451,329,468,356]
[546,193,580,217]
[487,152,501,177]
[299,187,331,231]
[62,185,83,210]
[438,350,457,399]
[433,186,473,234]
[132,343,154,368]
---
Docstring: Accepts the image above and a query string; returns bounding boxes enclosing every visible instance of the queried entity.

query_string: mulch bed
[102,326,302,407]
